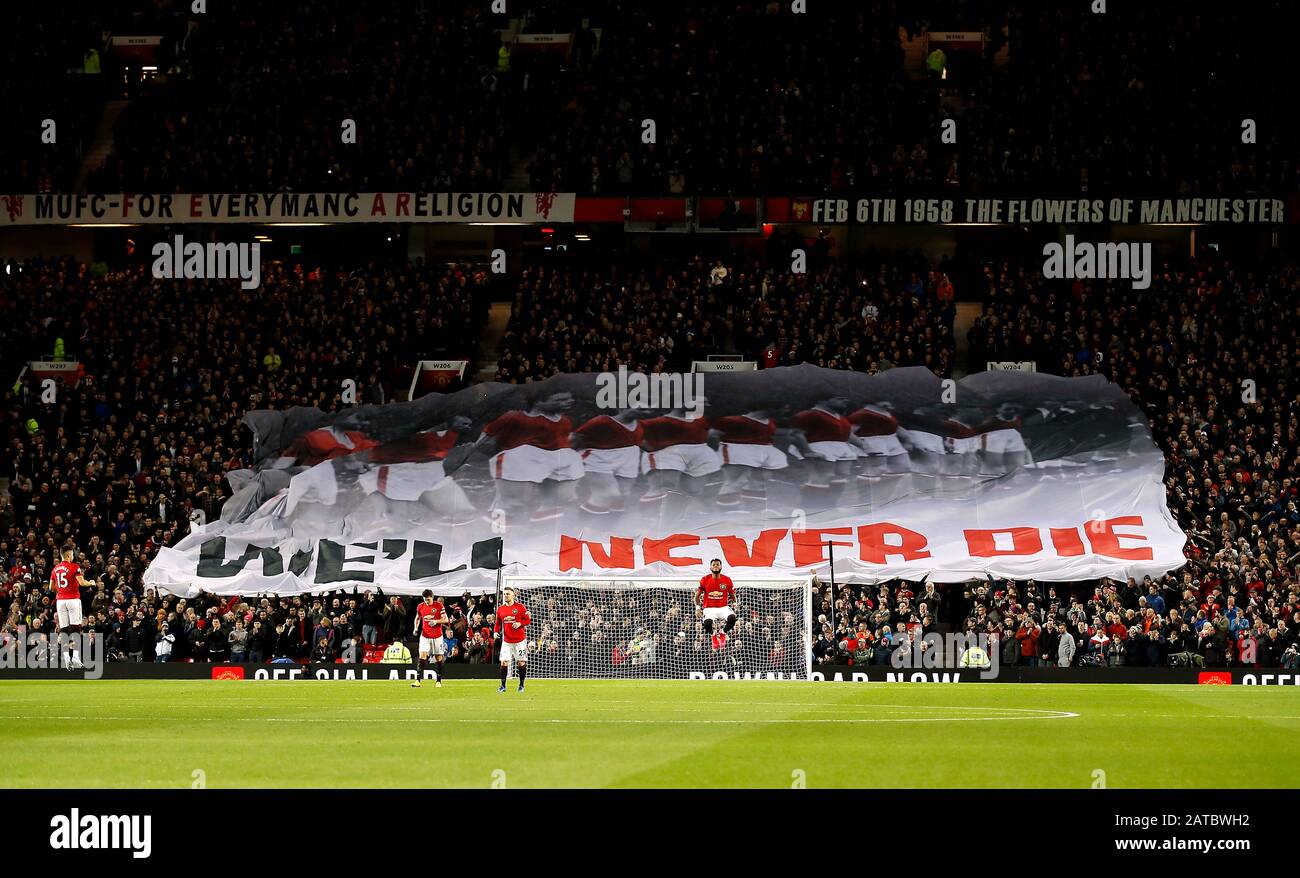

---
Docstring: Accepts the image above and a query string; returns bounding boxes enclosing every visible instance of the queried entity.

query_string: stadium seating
[3,252,1296,668]
[5,2,1293,195]
[1,0,1296,672]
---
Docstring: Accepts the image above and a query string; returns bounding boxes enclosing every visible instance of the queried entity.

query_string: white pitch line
[364,702,1064,715]
[33,711,1300,721]
[1,711,1081,724]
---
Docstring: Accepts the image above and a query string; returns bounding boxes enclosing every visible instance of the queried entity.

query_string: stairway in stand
[75,99,129,190]
[473,301,514,383]
[952,301,984,378]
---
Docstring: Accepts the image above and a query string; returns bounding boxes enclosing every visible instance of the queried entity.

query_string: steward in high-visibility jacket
[381,641,412,664]
[959,645,990,669]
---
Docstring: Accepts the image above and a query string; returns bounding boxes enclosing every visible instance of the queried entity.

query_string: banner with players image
[143,365,1187,596]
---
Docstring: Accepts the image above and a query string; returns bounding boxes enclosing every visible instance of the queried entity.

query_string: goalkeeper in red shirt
[697,559,737,650]
[495,586,532,693]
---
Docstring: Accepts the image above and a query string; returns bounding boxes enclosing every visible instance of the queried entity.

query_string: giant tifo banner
[143,366,1188,596]
[0,192,574,225]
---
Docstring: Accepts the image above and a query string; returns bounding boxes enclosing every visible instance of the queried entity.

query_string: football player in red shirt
[411,589,450,689]
[790,396,864,510]
[638,405,721,521]
[712,407,822,512]
[50,543,97,668]
[358,415,475,527]
[696,558,737,650]
[494,586,532,693]
[570,408,648,521]
[443,390,582,528]
[973,402,1030,476]
[848,400,909,476]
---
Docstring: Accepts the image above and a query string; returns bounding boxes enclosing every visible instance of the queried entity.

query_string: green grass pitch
[1,680,1297,788]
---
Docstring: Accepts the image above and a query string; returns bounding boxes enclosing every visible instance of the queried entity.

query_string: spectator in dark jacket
[187,620,208,662]
[125,618,146,661]
[274,618,299,659]
[1039,622,1060,666]
[1000,624,1021,666]
[359,590,383,645]
[247,621,267,663]
[1125,628,1148,666]
[206,618,229,663]
[381,596,408,643]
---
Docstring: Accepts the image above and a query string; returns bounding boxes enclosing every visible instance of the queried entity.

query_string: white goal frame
[501,575,813,680]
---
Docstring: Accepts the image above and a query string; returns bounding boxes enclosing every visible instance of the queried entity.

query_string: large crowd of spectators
[1,583,505,666]
[0,255,489,657]
[2,0,1296,679]
[6,2,1295,196]
[86,3,511,193]
[816,254,1300,670]
[495,243,955,382]
[0,7,112,192]
[2,246,1296,669]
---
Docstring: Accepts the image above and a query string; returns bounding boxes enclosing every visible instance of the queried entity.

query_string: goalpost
[502,576,813,680]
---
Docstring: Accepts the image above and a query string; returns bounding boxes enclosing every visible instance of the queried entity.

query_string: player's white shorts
[857,434,907,456]
[946,436,980,454]
[56,598,83,629]
[807,440,860,462]
[896,429,945,454]
[490,446,584,483]
[981,428,1027,453]
[702,606,735,624]
[719,443,787,470]
[419,635,446,657]
[359,460,446,501]
[641,443,722,477]
[580,446,641,478]
[499,638,528,664]
[285,459,340,512]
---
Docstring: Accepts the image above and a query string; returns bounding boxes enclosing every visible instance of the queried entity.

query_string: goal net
[502,576,812,680]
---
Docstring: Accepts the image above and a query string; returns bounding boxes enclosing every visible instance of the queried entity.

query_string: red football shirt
[414,600,446,639]
[484,412,572,452]
[640,415,710,450]
[713,415,776,445]
[976,415,1023,434]
[941,418,979,439]
[495,602,531,644]
[791,408,851,443]
[286,428,379,465]
[51,561,82,602]
[697,573,735,608]
[369,429,459,464]
[574,416,643,450]
[848,407,898,437]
